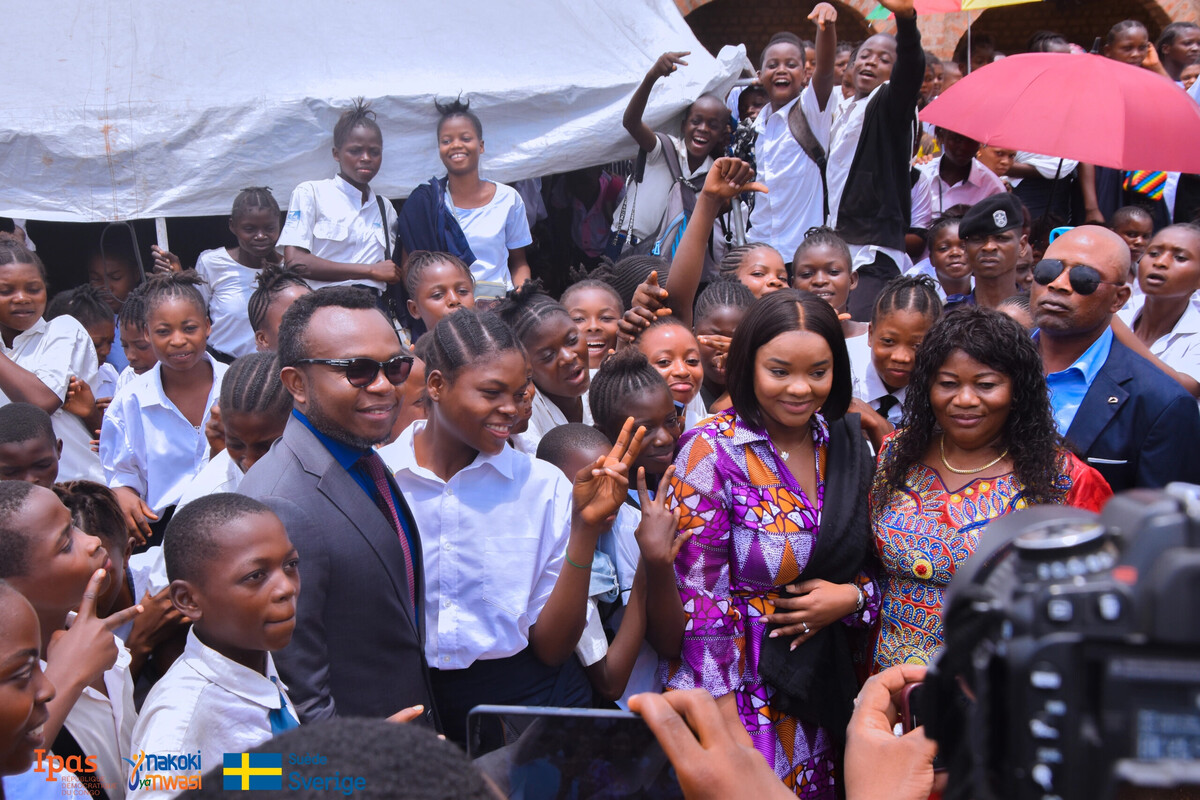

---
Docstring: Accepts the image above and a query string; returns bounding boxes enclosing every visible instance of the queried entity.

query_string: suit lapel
[1065,343,1132,456]
[285,420,422,635]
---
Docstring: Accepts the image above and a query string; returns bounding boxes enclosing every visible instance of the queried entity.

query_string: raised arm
[809,2,839,109]
[881,0,926,113]
[624,52,691,153]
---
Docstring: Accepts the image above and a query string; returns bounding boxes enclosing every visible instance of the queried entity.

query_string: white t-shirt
[749,86,836,261]
[195,247,267,358]
[445,181,533,289]
[611,135,713,245]
[100,355,227,513]
[277,175,399,292]
[1,315,104,482]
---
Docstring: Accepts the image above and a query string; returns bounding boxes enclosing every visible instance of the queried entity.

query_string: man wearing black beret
[952,193,1027,310]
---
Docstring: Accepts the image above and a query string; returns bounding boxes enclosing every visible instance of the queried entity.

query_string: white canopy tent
[1,0,748,223]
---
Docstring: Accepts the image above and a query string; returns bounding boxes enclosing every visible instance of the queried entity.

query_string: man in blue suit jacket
[1032,225,1200,492]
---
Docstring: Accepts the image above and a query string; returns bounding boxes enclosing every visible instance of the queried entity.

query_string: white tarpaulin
[1,0,747,222]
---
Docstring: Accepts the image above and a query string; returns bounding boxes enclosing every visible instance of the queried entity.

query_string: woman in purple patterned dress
[661,290,880,797]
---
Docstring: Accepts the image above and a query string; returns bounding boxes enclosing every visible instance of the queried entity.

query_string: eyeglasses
[294,356,413,387]
[1032,259,1125,296]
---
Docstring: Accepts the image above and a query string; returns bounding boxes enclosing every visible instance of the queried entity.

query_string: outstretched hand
[808,2,838,29]
[649,51,690,80]
[701,158,768,203]
[878,0,915,17]
[633,466,687,567]
[618,271,672,343]
[573,417,645,527]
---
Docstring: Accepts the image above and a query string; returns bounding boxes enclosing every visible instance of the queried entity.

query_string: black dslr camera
[925,485,1200,800]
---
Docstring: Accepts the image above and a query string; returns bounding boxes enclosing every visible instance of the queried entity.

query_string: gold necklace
[939,434,1009,475]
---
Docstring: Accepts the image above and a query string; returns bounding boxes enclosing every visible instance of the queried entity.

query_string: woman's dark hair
[876,306,1067,506]
[117,284,148,332]
[589,254,670,310]
[424,308,524,381]
[560,279,623,314]
[794,226,851,267]
[404,251,474,298]
[1027,30,1069,52]
[928,210,967,243]
[54,481,126,553]
[220,352,291,420]
[725,289,851,426]
[924,51,942,67]
[871,275,942,327]
[1107,19,1147,47]
[953,32,995,67]
[142,270,208,324]
[588,348,671,440]
[435,96,483,139]
[248,265,311,333]
[46,284,111,329]
[0,242,47,281]
[633,313,693,347]
[718,242,780,282]
[1158,22,1200,58]
[333,98,381,148]
[495,280,572,346]
[694,279,754,325]
[231,187,281,221]
[760,31,805,69]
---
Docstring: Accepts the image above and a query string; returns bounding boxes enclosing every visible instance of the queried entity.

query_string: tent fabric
[2,0,748,222]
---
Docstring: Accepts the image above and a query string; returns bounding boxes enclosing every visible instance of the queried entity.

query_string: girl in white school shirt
[100,272,226,547]
[277,100,401,293]
[0,244,105,483]
[378,309,642,745]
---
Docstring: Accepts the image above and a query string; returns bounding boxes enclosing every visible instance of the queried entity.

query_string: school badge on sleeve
[223,752,284,790]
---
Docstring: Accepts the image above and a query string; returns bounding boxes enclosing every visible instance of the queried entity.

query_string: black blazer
[1065,338,1200,493]
[238,417,437,727]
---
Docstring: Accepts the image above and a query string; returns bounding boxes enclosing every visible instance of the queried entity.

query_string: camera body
[927,485,1200,800]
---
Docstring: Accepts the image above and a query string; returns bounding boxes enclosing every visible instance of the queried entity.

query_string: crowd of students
[1,1,1200,798]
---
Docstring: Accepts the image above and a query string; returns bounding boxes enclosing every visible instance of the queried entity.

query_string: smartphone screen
[467,705,685,800]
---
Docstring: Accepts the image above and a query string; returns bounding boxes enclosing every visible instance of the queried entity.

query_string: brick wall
[679,0,1200,61]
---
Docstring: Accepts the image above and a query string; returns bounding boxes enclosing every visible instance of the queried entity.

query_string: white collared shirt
[100,355,227,513]
[611,135,713,244]
[195,247,270,358]
[1008,152,1078,188]
[45,638,136,800]
[129,629,297,800]
[384,421,573,670]
[683,393,710,430]
[749,86,835,261]
[447,182,533,289]
[827,85,882,231]
[176,449,243,510]
[96,362,120,399]
[513,388,593,455]
[913,157,1007,227]
[1,315,104,482]
[1118,294,1200,384]
[277,175,399,292]
[847,334,905,425]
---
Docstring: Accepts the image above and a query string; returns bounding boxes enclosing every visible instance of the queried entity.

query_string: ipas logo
[33,750,97,782]
[123,750,203,793]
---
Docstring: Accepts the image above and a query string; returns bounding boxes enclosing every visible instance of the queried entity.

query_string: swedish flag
[223,752,283,790]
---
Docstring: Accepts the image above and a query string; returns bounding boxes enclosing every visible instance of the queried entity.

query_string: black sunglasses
[1032,259,1125,296]
[294,356,413,387]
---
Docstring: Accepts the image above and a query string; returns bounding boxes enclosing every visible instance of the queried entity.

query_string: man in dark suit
[239,287,436,726]
[1032,225,1200,492]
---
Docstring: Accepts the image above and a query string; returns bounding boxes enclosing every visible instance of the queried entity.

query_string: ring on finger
[802,621,810,634]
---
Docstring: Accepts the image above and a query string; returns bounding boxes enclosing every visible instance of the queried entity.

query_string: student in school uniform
[277,101,400,294]
[129,494,302,800]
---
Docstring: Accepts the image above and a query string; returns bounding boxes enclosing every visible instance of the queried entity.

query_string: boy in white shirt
[129,494,301,800]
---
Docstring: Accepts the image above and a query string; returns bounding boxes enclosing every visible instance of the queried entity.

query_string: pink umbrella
[919,53,1200,172]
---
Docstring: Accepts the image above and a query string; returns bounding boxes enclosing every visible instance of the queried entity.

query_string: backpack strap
[376,194,392,262]
[787,101,830,222]
[656,132,704,216]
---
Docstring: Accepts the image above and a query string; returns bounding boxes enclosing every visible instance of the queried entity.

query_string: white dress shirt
[445,182,533,289]
[386,421,572,670]
[1008,152,1078,188]
[611,135,713,245]
[277,175,399,292]
[826,86,880,232]
[129,629,297,800]
[1,315,104,482]
[914,157,1007,226]
[683,393,710,430]
[195,247,269,358]
[1117,295,1200,386]
[749,86,835,261]
[47,638,137,800]
[116,365,139,392]
[847,334,905,425]
[176,449,243,510]
[100,355,227,513]
[96,362,120,399]
[513,388,593,455]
